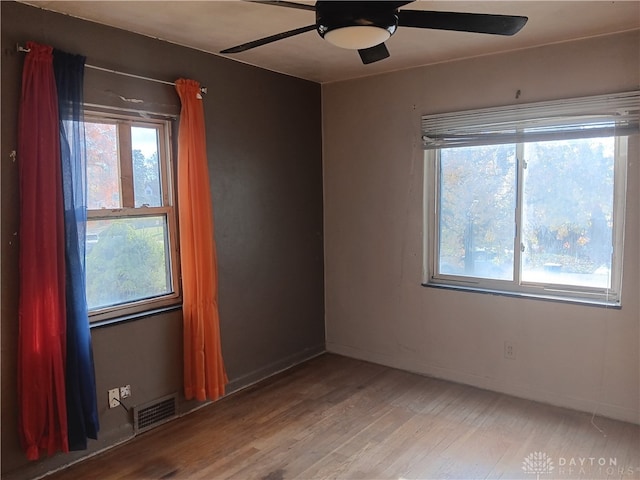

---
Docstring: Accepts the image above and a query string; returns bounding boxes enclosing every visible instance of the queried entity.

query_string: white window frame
[422,92,639,306]
[85,111,181,322]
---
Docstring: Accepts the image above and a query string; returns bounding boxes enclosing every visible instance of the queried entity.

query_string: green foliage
[86,220,169,309]
[133,149,161,207]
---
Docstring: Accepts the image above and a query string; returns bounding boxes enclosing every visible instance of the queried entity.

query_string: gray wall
[323,30,639,424]
[1,2,325,478]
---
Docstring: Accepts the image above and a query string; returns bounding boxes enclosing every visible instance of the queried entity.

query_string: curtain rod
[17,44,207,94]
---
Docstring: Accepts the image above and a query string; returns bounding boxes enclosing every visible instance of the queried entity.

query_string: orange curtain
[175,79,227,401]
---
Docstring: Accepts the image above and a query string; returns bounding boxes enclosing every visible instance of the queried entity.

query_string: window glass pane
[86,122,120,208]
[438,145,516,280]
[86,216,172,310]
[521,137,615,288]
[132,126,162,207]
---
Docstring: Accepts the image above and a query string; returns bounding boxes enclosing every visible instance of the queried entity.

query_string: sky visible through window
[131,126,158,158]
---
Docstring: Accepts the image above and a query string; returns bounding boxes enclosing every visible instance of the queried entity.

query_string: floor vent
[133,393,177,434]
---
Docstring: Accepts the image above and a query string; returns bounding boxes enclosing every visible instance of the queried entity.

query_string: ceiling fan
[221,1,528,65]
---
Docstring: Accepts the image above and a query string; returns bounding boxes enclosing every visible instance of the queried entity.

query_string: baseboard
[225,344,326,395]
[326,342,640,425]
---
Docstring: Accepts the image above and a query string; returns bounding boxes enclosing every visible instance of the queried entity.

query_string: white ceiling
[23,1,640,84]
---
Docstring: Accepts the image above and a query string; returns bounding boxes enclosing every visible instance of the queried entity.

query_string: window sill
[89,304,183,329]
[421,282,622,309]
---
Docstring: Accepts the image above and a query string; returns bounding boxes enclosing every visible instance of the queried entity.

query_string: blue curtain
[53,50,99,450]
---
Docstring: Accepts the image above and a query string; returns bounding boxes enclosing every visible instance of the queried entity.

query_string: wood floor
[47,354,639,480]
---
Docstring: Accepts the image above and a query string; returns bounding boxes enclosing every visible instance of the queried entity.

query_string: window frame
[423,118,631,307]
[84,111,181,322]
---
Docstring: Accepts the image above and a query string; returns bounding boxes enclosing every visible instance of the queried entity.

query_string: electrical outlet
[108,388,120,408]
[120,384,131,399]
[504,341,516,360]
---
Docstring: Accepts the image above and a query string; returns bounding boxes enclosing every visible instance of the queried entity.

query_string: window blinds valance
[421,90,640,149]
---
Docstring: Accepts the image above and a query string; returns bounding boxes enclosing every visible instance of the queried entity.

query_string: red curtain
[175,79,228,401]
[17,41,69,460]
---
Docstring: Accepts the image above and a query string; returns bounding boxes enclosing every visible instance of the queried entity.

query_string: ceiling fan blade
[221,24,317,54]
[398,10,528,36]
[248,1,316,12]
[358,43,390,64]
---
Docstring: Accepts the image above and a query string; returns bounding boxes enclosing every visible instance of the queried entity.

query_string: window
[423,91,639,305]
[85,113,179,321]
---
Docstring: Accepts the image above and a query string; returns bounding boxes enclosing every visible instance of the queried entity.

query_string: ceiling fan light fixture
[323,25,391,50]
[221,1,529,66]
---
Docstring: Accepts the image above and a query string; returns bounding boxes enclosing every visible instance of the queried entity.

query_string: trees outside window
[435,137,618,295]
